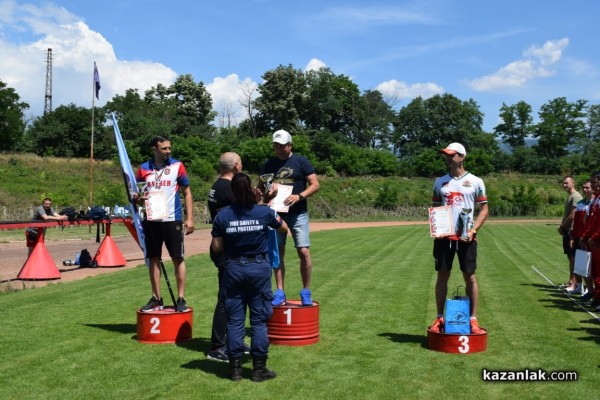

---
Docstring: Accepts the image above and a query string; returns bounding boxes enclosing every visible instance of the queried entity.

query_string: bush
[374,181,399,209]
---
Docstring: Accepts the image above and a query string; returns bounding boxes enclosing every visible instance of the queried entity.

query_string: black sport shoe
[176,297,188,312]
[207,348,229,362]
[140,296,163,312]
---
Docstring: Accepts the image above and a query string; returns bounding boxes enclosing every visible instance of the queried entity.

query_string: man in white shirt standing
[429,143,489,334]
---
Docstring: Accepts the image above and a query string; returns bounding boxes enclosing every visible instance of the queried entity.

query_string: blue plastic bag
[444,286,471,334]
[268,228,280,269]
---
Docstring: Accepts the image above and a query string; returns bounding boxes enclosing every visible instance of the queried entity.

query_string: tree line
[1,65,599,178]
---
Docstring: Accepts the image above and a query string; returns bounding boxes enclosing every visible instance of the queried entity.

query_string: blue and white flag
[111,112,147,266]
[94,62,101,100]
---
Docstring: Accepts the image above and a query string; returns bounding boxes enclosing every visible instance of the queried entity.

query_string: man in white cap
[429,142,488,334]
[259,129,320,306]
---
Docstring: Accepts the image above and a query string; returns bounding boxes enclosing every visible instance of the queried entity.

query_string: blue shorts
[278,212,310,248]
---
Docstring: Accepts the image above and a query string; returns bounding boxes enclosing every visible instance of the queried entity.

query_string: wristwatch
[298,193,305,201]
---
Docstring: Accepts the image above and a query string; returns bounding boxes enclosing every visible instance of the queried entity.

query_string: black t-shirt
[260,153,315,216]
[207,177,236,221]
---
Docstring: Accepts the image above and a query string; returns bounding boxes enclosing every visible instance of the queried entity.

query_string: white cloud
[0,0,177,119]
[464,38,569,92]
[206,74,259,127]
[523,38,568,66]
[305,58,327,72]
[376,79,444,105]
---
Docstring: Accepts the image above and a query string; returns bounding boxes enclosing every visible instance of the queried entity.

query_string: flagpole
[90,62,96,206]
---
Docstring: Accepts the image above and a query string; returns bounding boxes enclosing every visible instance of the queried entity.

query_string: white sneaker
[566,284,582,294]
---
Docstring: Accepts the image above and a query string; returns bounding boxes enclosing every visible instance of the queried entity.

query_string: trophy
[459,208,472,240]
[259,173,275,191]
[136,182,148,217]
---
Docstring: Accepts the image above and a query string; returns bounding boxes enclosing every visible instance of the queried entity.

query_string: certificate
[146,191,168,220]
[429,206,454,238]
[269,184,293,213]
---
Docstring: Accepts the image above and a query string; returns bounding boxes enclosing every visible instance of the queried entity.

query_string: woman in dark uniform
[211,173,288,382]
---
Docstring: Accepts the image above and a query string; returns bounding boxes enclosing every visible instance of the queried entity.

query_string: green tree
[0,80,29,151]
[24,104,96,157]
[352,90,395,149]
[577,103,600,173]
[533,97,587,159]
[393,94,485,159]
[145,74,216,138]
[494,101,533,150]
[303,68,361,138]
[104,88,172,162]
[253,64,307,134]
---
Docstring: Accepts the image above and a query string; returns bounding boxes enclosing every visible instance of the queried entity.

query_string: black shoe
[230,357,243,381]
[207,348,229,362]
[140,296,163,312]
[583,299,600,308]
[251,356,276,383]
[176,297,188,312]
[579,292,594,302]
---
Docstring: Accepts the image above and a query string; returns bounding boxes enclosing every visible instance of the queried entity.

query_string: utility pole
[44,48,53,114]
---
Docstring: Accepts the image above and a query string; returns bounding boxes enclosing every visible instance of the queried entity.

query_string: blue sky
[1,0,598,132]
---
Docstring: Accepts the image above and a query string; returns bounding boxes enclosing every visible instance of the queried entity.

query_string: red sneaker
[470,318,485,334]
[429,317,444,333]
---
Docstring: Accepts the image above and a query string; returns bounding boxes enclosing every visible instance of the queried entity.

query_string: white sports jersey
[432,172,487,240]
[136,158,190,222]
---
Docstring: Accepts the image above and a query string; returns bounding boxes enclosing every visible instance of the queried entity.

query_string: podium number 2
[150,317,161,334]
[284,309,292,325]
[458,335,470,353]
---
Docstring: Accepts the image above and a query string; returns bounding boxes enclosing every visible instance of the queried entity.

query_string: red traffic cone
[18,236,61,280]
[94,235,126,268]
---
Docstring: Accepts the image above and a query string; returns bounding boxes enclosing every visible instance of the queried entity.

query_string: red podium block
[427,328,487,354]
[17,233,61,280]
[136,307,193,344]
[268,300,319,346]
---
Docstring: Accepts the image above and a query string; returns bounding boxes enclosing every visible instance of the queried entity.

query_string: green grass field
[0,223,597,399]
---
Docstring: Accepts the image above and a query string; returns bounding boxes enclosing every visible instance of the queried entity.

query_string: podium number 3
[150,317,161,334]
[284,309,292,325]
[458,335,470,353]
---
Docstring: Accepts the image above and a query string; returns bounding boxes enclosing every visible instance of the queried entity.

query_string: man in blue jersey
[135,136,195,313]
[429,143,488,334]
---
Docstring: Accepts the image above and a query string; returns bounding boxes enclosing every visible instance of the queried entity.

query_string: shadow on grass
[176,337,212,354]
[181,355,253,380]
[526,282,585,311]
[567,319,600,345]
[83,323,136,335]
[524,282,559,293]
[378,332,428,349]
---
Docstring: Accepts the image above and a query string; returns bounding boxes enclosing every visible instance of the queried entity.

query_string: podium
[136,307,193,344]
[268,300,319,346]
[427,328,488,354]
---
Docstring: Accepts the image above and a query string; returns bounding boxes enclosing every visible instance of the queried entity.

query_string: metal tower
[44,48,53,114]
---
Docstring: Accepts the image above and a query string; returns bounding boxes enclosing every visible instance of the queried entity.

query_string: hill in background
[0,153,568,221]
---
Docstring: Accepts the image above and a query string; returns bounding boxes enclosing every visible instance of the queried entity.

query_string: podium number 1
[284,309,292,325]
[150,317,161,334]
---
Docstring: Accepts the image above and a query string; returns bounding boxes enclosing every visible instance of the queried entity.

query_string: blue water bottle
[75,252,80,266]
